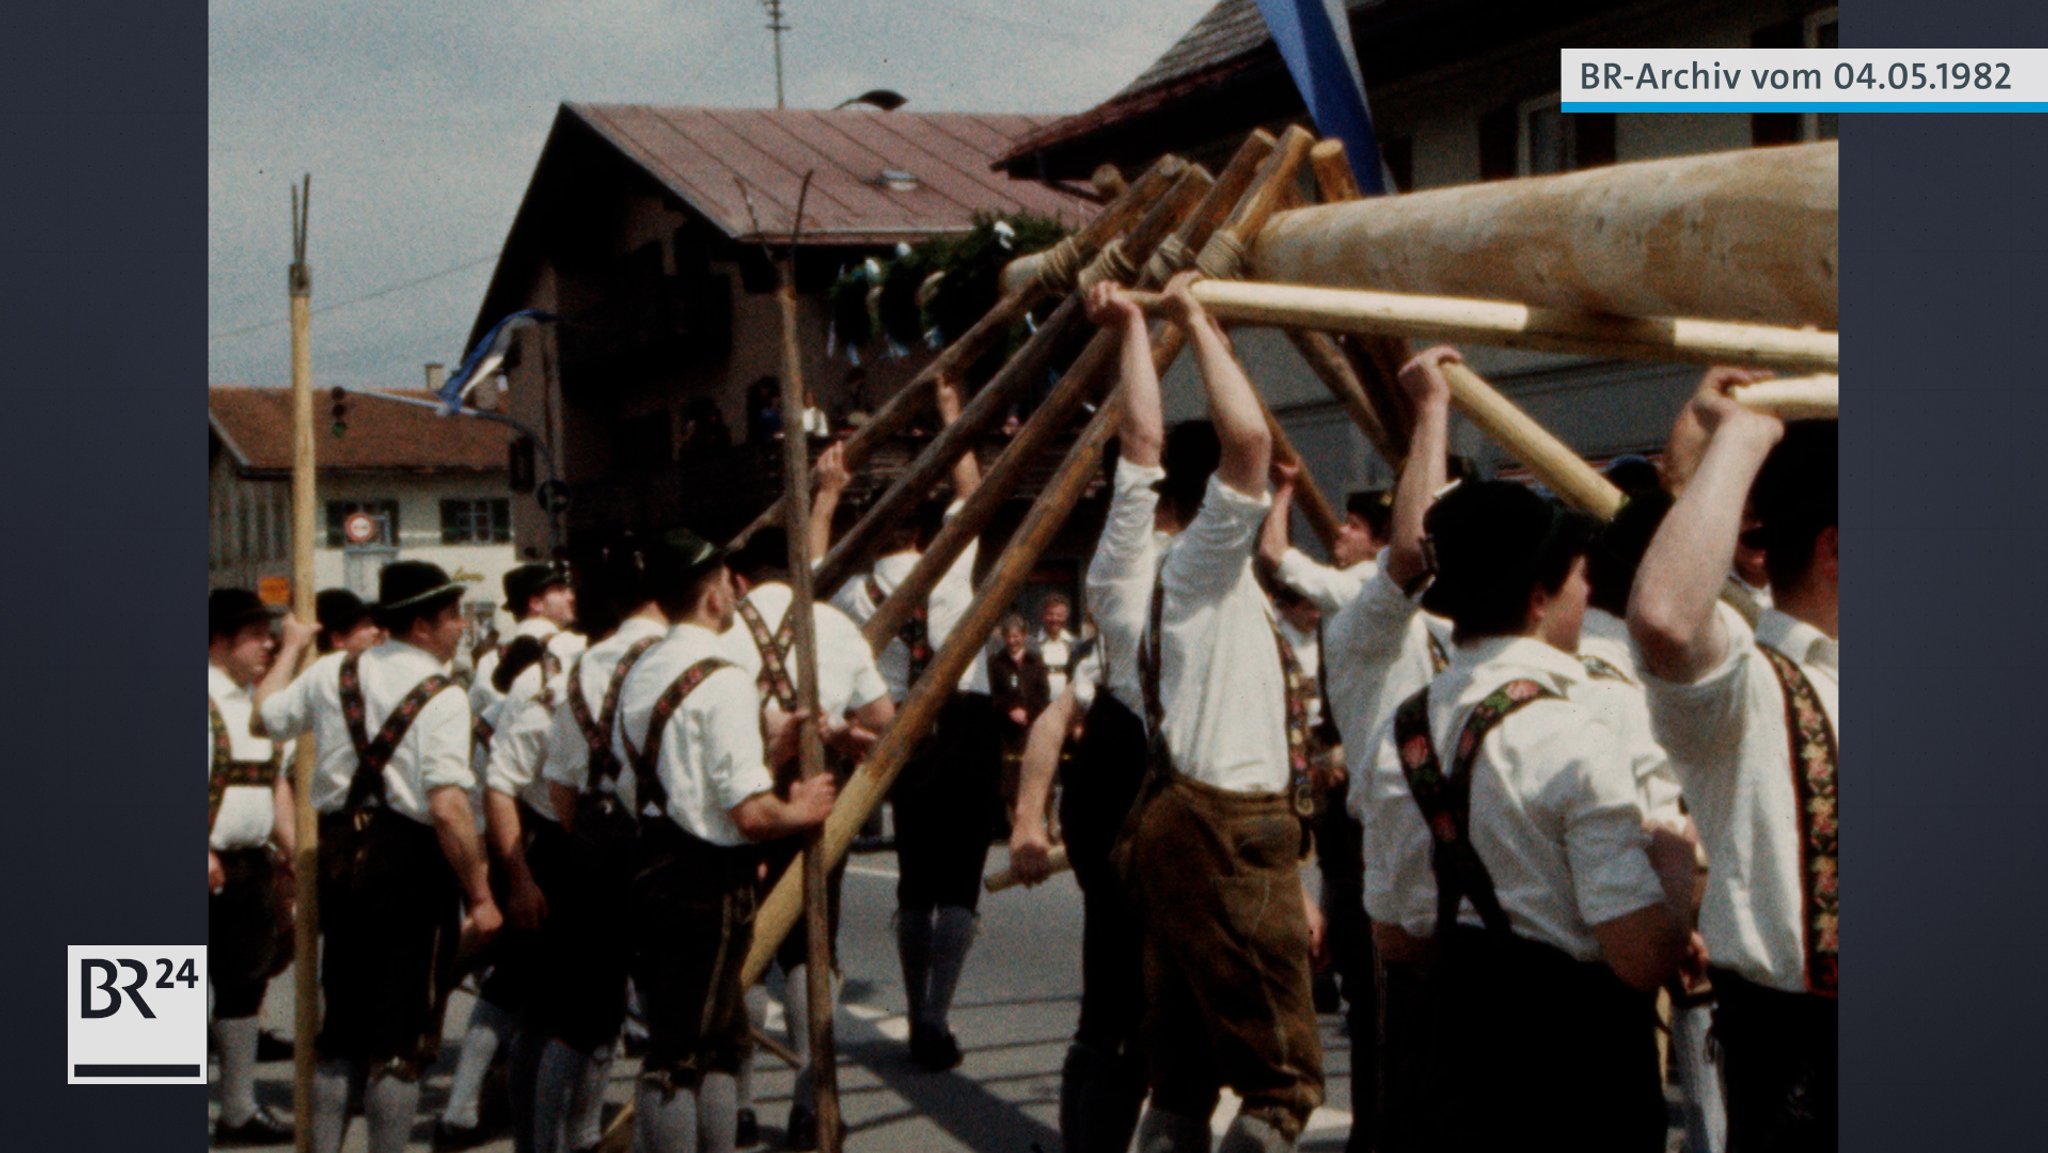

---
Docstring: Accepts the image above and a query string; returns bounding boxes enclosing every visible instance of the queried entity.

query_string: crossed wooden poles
[599,129,1839,1146]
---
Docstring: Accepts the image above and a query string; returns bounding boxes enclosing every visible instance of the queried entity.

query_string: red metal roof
[210,386,513,475]
[569,104,1096,246]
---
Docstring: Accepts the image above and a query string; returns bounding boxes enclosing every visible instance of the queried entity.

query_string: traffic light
[329,386,348,438]
[508,435,536,493]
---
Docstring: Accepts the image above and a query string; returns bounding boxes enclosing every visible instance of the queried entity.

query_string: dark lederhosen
[1392,679,1664,1153]
[737,597,854,973]
[871,574,1004,914]
[1708,644,1838,1153]
[526,636,661,1055]
[1112,581,1325,1139]
[314,654,463,1075]
[619,657,761,1087]
[476,659,577,1014]
[208,700,285,1019]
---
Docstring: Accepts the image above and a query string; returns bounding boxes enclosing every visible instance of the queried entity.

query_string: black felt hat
[1420,481,1596,621]
[1744,421,1838,555]
[209,588,280,639]
[502,563,571,612]
[376,561,467,617]
[643,527,732,591]
[316,588,374,637]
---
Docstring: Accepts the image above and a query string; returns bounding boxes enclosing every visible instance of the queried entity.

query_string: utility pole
[762,0,788,109]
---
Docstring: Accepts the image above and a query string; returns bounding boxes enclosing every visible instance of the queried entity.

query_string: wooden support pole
[730,155,1187,548]
[741,386,1128,992]
[1441,361,1624,519]
[1132,280,1841,374]
[286,175,320,1153]
[1732,374,1838,420]
[1252,141,1840,328]
[1283,328,1400,467]
[814,161,1212,596]
[773,229,842,1151]
[751,1024,803,1070]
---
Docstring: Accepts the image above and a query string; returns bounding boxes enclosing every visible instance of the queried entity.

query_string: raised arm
[250,615,319,738]
[1085,280,1163,468]
[1163,272,1268,497]
[809,440,851,559]
[1385,347,1459,589]
[1630,383,1784,683]
[1259,461,1299,571]
[935,373,981,502]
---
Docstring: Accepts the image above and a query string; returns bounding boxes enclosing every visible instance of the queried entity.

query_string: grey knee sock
[364,1066,423,1153]
[636,1077,700,1153]
[567,1042,614,1148]
[1217,1113,1294,1153]
[1137,1106,1216,1153]
[311,1058,360,1153]
[783,963,834,1108]
[895,907,934,1025]
[698,1072,739,1153]
[531,1040,589,1153]
[213,1015,262,1126]
[738,985,767,1112]
[443,997,517,1127]
[924,905,979,1031]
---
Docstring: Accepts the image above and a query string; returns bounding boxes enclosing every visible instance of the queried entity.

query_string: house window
[1516,96,1616,176]
[325,499,400,547]
[441,498,512,544]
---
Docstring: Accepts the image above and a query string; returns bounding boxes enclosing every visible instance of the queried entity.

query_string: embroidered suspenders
[1758,644,1839,998]
[737,596,801,712]
[1393,679,1561,941]
[337,653,457,817]
[1578,653,1633,685]
[867,574,932,689]
[619,658,734,822]
[1426,629,1449,675]
[208,697,280,825]
[565,637,662,796]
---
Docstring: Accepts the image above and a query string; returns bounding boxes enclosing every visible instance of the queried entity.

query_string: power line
[209,252,500,342]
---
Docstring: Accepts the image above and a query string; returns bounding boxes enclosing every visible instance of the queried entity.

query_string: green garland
[826,213,1069,366]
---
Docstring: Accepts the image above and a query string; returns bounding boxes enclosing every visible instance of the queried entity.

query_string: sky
[208,0,1222,390]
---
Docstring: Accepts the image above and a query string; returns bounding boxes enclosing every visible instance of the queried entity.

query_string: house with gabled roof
[468,103,1095,566]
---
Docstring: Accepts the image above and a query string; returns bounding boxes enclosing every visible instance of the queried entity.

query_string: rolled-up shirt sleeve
[1086,459,1164,633]
[1162,474,1269,605]
[415,688,477,795]
[1527,718,1668,928]
[702,670,778,815]
[1276,548,1362,615]
[258,655,329,742]
[484,694,554,797]
[1643,601,1753,769]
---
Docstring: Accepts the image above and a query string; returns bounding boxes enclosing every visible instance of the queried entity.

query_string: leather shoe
[909,1023,962,1071]
[432,1119,490,1151]
[735,1106,760,1147]
[215,1106,293,1147]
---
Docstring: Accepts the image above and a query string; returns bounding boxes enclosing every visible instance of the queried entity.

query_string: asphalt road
[218,843,1369,1152]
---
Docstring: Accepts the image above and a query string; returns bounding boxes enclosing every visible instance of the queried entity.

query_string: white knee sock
[310,1058,360,1153]
[636,1077,700,1153]
[697,1072,739,1153]
[566,1042,614,1149]
[213,1015,262,1126]
[443,997,517,1127]
[364,1066,422,1153]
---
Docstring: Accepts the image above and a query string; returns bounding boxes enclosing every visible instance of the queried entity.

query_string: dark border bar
[72,1065,200,1078]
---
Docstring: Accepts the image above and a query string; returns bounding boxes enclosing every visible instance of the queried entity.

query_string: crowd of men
[207,272,1836,1153]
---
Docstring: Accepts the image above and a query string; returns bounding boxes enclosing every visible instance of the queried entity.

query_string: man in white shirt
[530,552,674,1153]
[1034,592,1079,699]
[1258,475,1389,616]
[724,527,891,1147]
[207,589,296,1147]
[825,375,1000,1072]
[1362,478,1695,1153]
[611,530,837,1153]
[1631,379,1839,1153]
[473,563,585,727]
[1117,274,1323,1153]
[255,561,502,1153]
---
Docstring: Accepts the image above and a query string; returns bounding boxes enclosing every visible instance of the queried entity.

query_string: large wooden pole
[730,156,1186,548]
[773,235,842,1151]
[1305,138,1414,464]
[1134,280,1840,373]
[286,175,320,1153]
[1251,141,1839,328]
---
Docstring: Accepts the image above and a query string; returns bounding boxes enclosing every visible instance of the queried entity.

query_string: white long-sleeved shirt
[209,664,277,851]
[1151,474,1290,794]
[471,617,584,722]
[259,640,472,824]
[723,582,890,720]
[1643,604,1838,994]
[1329,555,1454,812]
[832,502,988,699]
[1361,635,1669,962]
[482,660,562,823]
[1084,458,1166,716]
[1274,547,1371,616]
[612,622,776,847]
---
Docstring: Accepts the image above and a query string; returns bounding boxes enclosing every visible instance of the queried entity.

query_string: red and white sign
[342,511,379,545]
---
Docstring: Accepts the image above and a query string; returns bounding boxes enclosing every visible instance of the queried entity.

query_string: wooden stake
[1131,280,1840,374]
[772,179,842,1151]
[287,174,320,1153]
[1441,361,1624,519]
[730,156,1187,549]
[1732,374,1838,420]
[1282,328,1400,467]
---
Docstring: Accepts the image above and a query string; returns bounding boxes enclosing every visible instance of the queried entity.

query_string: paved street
[218,843,1367,1151]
